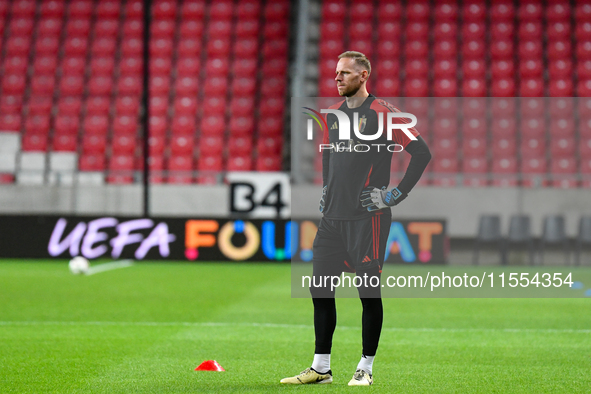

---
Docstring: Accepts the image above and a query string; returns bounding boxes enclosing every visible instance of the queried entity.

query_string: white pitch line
[0,320,589,334]
[85,260,134,276]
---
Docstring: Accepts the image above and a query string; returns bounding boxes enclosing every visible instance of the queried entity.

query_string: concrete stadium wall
[0,184,589,237]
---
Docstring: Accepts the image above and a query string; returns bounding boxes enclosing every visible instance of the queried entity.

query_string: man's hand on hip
[360,186,407,211]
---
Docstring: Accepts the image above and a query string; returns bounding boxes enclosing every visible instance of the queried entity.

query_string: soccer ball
[68,256,90,275]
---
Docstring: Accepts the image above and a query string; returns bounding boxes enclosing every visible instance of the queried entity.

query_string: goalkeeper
[281,51,431,386]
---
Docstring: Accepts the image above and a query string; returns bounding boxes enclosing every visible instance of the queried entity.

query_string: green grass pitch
[1,260,590,393]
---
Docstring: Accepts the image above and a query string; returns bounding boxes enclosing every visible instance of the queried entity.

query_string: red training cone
[195,360,225,371]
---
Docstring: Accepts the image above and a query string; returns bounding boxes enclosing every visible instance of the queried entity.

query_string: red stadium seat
[95,19,119,37]
[405,59,429,78]
[519,59,543,79]
[261,77,286,97]
[491,78,516,97]
[462,78,487,97]
[549,117,575,137]
[151,20,175,38]
[181,0,205,20]
[432,157,458,186]
[149,116,168,136]
[148,136,165,156]
[108,155,135,184]
[228,136,253,156]
[113,115,138,135]
[234,38,258,58]
[52,133,77,152]
[322,2,346,22]
[150,38,174,57]
[431,137,458,159]
[12,0,36,17]
[84,97,110,117]
[519,78,544,97]
[201,97,226,116]
[33,56,58,75]
[226,156,253,172]
[550,158,578,188]
[550,136,576,158]
[491,157,518,186]
[434,2,458,22]
[575,41,591,60]
[6,36,31,57]
[521,157,547,187]
[88,76,114,96]
[208,21,232,38]
[173,96,197,116]
[209,1,233,20]
[167,155,194,184]
[237,1,260,19]
[407,1,429,21]
[548,79,574,97]
[462,157,488,186]
[112,134,137,155]
[433,59,457,78]
[518,21,542,40]
[462,116,487,137]
[84,116,109,135]
[79,154,106,172]
[205,57,229,77]
[549,59,573,79]
[433,79,458,97]
[61,56,86,76]
[177,57,200,76]
[41,1,65,17]
[54,115,80,135]
[319,40,344,59]
[462,135,487,157]
[180,20,204,38]
[27,96,52,115]
[0,96,23,115]
[59,76,84,96]
[462,40,486,59]
[255,155,282,171]
[350,22,373,40]
[547,21,571,41]
[229,97,255,117]
[229,116,255,136]
[376,40,401,59]
[2,74,26,96]
[203,77,228,97]
[153,0,176,19]
[258,117,283,137]
[65,18,91,36]
[82,134,107,154]
[259,97,284,118]
[121,38,143,57]
[490,3,514,21]
[0,114,22,131]
[10,17,34,36]
[150,57,172,76]
[490,39,514,60]
[490,21,514,40]
[404,40,429,59]
[321,22,344,40]
[403,78,429,97]
[199,136,224,157]
[462,22,486,40]
[171,116,196,135]
[30,75,56,96]
[115,96,140,115]
[200,116,226,136]
[96,1,120,18]
[257,137,282,156]
[463,2,486,21]
[57,97,82,116]
[22,133,48,151]
[432,22,458,41]
[377,2,402,21]
[547,40,572,60]
[431,114,458,136]
[118,76,143,96]
[170,135,195,156]
[463,59,486,78]
[236,19,260,38]
[491,136,517,157]
[377,22,402,42]
[148,96,167,116]
[63,37,88,56]
[405,22,429,40]
[90,57,115,76]
[175,76,199,96]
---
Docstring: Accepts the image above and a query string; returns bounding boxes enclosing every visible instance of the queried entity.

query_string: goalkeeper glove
[319,185,327,213]
[360,186,407,211]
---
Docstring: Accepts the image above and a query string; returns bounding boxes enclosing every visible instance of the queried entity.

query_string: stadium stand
[0,0,289,185]
[315,0,591,188]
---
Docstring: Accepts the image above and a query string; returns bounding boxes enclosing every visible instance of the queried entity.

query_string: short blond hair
[338,51,371,75]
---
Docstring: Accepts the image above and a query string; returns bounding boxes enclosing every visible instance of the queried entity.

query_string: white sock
[357,354,375,375]
[311,354,331,374]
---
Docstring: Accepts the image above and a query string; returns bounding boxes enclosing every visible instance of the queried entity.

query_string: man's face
[335,58,367,97]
